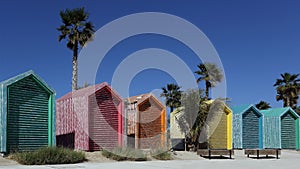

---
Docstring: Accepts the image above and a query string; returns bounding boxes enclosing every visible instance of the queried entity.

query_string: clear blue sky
[0,0,299,108]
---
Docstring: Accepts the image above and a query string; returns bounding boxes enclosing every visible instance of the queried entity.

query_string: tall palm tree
[274,73,300,109]
[57,7,95,91]
[194,63,223,100]
[160,83,182,113]
[255,100,271,110]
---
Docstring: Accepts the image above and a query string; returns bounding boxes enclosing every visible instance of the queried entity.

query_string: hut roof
[231,104,262,116]
[57,82,122,102]
[125,93,165,109]
[261,107,299,118]
[0,70,55,94]
[205,99,232,115]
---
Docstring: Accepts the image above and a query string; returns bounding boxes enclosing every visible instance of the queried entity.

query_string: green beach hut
[261,107,299,150]
[0,70,55,154]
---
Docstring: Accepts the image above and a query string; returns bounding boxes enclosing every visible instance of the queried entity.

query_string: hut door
[281,113,296,149]
[242,109,260,149]
[7,76,49,153]
[127,134,135,148]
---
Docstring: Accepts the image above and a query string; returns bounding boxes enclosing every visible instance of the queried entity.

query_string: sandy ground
[1,150,300,169]
[84,150,203,162]
[0,150,204,166]
[0,156,18,166]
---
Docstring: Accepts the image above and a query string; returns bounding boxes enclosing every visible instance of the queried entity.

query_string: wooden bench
[197,149,234,159]
[245,149,281,159]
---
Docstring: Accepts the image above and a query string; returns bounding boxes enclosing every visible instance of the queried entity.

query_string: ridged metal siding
[281,113,296,149]
[7,76,49,153]
[263,117,281,148]
[242,109,260,149]
[262,108,300,149]
[88,88,120,150]
[209,113,227,149]
[137,99,163,149]
[56,83,123,151]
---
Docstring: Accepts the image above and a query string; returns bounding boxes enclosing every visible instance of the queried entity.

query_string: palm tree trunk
[72,41,78,91]
[205,81,209,100]
[286,97,290,107]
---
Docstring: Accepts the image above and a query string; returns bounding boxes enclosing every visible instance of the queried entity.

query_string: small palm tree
[274,73,300,109]
[195,63,223,100]
[255,101,271,110]
[160,83,182,113]
[57,7,95,91]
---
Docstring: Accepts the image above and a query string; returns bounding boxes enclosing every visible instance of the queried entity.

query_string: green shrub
[151,149,172,160]
[10,147,86,165]
[102,147,147,161]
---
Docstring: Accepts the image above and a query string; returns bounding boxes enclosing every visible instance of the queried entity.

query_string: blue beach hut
[231,105,263,149]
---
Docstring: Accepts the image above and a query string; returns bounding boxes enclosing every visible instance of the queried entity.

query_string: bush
[102,147,147,161]
[151,149,172,160]
[10,147,86,165]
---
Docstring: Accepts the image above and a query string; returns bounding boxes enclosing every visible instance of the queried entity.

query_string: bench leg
[276,150,279,159]
[209,150,211,160]
[257,150,259,159]
[229,150,232,159]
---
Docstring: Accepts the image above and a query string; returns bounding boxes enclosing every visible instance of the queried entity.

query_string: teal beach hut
[0,70,56,154]
[232,105,263,149]
[261,107,299,150]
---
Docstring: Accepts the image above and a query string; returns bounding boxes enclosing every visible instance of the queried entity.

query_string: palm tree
[194,63,223,100]
[160,83,182,113]
[57,7,95,91]
[274,73,300,109]
[255,100,271,110]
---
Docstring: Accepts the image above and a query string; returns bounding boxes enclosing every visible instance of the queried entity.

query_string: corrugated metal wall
[281,113,296,149]
[56,83,123,151]
[137,98,163,149]
[170,108,188,139]
[56,95,89,150]
[209,113,227,149]
[88,88,120,150]
[242,109,260,149]
[263,117,281,148]
[7,76,49,153]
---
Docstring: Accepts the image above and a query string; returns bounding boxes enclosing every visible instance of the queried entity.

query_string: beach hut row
[0,71,167,154]
[232,105,300,150]
[171,101,300,151]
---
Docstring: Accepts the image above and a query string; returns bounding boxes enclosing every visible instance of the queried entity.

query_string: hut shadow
[248,156,278,159]
[200,156,234,160]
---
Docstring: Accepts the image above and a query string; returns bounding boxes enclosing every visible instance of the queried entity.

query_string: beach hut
[197,100,233,158]
[231,105,263,149]
[201,100,232,150]
[170,107,188,150]
[261,107,300,150]
[124,93,167,149]
[56,82,123,151]
[0,70,56,154]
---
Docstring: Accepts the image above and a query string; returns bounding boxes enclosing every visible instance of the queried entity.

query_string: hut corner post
[48,94,55,147]
[118,101,123,147]
[227,112,233,150]
[296,118,300,150]
[259,116,263,149]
